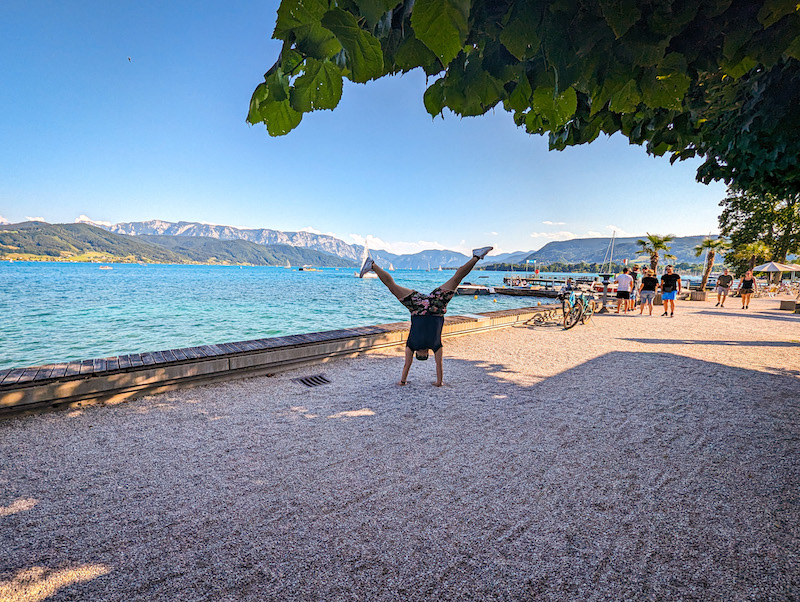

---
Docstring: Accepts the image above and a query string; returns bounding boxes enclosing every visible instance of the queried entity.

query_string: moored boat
[456,282,495,295]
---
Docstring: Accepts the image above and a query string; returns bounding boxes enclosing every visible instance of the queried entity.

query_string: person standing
[715,268,733,307]
[638,269,659,315]
[660,265,681,317]
[628,265,640,311]
[737,269,756,309]
[615,267,634,314]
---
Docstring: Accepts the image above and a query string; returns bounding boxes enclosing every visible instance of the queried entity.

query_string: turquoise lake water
[0,262,567,370]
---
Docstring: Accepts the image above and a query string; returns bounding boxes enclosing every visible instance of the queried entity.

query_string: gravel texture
[1,297,799,601]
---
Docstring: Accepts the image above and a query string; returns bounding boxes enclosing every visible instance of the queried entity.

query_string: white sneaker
[472,246,493,260]
[359,256,374,278]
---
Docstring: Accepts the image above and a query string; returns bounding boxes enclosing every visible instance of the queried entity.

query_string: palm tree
[694,237,730,289]
[636,233,675,273]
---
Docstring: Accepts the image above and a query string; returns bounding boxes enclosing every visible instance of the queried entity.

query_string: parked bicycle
[528,285,598,329]
[562,285,598,329]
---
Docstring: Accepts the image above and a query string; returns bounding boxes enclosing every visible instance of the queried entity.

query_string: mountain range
[0,222,353,267]
[520,235,718,265]
[107,220,362,262]
[2,218,715,267]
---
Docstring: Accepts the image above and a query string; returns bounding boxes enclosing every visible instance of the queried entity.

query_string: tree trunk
[700,250,715,289]
[650,252,659,272]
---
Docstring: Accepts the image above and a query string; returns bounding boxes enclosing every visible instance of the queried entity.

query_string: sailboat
[388,262,395,271]
[284,259,291,268]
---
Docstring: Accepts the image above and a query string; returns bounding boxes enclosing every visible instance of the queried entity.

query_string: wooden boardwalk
[0,307,547,416]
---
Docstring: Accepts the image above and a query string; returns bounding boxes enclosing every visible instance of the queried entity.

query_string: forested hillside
[0,222,355,266]
[0,222,186,263]
[140,235,353,267]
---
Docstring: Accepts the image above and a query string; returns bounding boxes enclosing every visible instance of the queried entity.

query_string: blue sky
[1,0,728,256]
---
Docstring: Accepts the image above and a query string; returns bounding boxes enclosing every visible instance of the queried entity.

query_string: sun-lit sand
[1,296,799,600]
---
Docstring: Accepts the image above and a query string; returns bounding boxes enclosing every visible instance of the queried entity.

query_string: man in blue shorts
[359,246,493,387]
[660,265,682,317]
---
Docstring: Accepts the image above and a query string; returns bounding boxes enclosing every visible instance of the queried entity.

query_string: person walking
[737,269,756,309]
[715,268,733,307]
[638,268,659,315]
[628,265,640,311]
[660,265,681,317]
[359,246,493,386]
[614,268,634,314]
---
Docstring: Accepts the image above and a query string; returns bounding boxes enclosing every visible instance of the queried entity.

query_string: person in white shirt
[615,267,634,314]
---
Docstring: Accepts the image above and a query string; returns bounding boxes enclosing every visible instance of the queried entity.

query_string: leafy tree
[718,187,800,270]
[693,237,729,289]
[636,233,675,273]
[248,0,800,193]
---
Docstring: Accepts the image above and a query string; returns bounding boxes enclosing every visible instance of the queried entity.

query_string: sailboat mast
[601,231,616,273]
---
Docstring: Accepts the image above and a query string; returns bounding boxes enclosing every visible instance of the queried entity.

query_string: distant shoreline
[0,256,352,268]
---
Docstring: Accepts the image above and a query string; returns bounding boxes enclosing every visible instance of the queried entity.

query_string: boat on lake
[456,282,495,295]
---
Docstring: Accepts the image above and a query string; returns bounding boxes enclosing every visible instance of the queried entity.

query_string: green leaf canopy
[248,0,800,196]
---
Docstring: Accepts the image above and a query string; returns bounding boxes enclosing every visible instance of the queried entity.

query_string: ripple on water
[2,263,554,368]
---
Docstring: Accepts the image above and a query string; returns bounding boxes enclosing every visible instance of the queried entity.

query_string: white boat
[284,259,291,268]
[456,282,495,295]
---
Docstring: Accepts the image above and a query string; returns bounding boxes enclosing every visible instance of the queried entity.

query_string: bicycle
[563,286,598,329]
[526,285,597,329]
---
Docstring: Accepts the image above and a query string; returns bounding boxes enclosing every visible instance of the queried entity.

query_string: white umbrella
[752,261,796,286]
[752,261,795,272]
[781,263,800,282]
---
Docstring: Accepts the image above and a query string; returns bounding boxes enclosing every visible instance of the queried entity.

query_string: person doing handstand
[359,246,493,387]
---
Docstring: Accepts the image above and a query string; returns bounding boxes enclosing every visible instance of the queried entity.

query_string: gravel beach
[2,297,799,601]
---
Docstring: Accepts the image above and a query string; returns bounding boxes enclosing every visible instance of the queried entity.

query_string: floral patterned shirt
[400,287,456,316]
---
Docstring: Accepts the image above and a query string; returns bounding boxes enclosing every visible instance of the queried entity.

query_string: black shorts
[406,314,444,352]
[617,291,631,299]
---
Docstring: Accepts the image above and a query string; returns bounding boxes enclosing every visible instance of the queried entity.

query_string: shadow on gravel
[1,351,799,601]
[619,338,800,347]
[696,309,800,323]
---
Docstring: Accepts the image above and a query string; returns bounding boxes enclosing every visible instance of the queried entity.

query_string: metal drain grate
[291,374,331,387]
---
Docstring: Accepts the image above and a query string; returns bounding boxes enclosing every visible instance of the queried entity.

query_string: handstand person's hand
[397,380,407,386]
[433,381,443,387]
